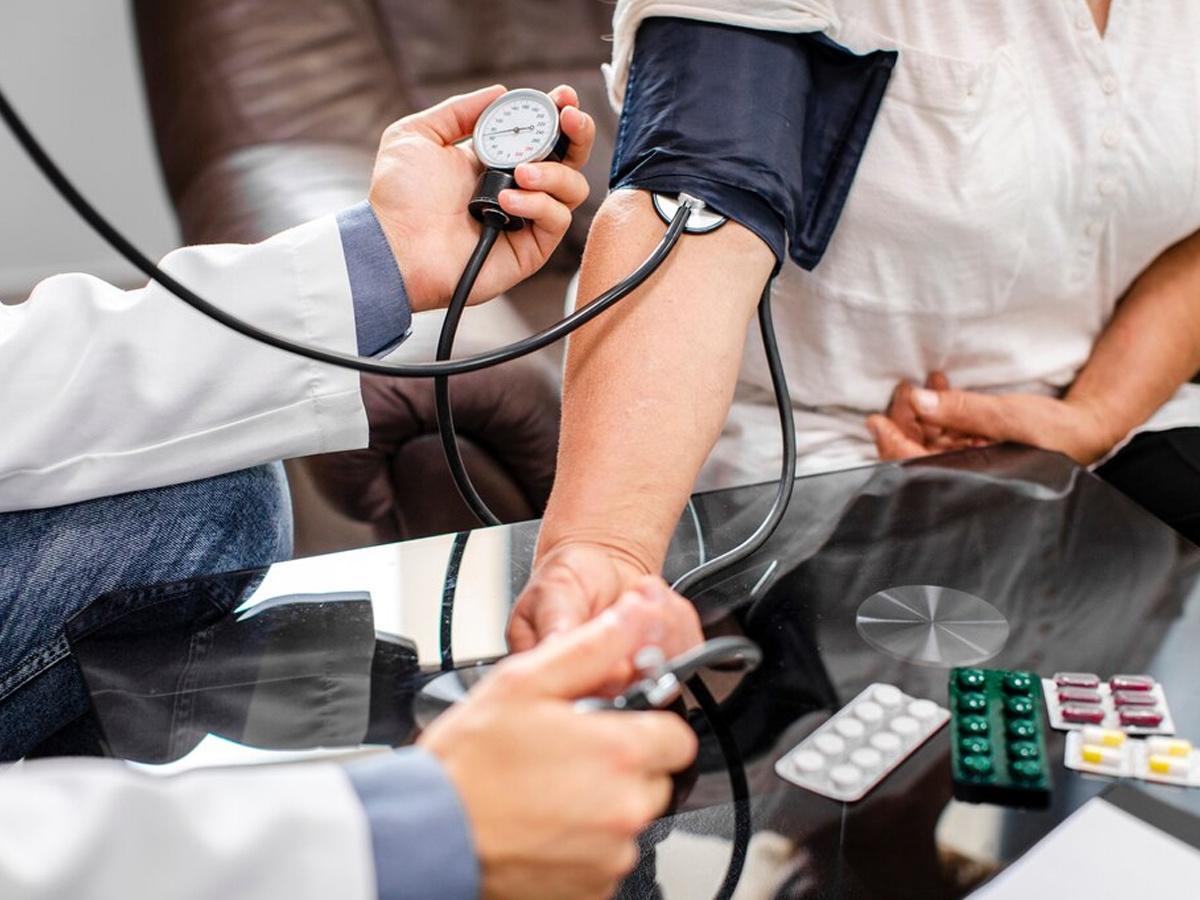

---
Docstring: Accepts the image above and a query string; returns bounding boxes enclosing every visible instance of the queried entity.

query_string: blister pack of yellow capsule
[1064,728,1198,788]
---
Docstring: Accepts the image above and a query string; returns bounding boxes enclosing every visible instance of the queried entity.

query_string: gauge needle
[484,126,534,136]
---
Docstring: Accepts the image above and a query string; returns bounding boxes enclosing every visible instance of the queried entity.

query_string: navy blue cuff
[347,748,480,900]
[337,201,413,357]
[610,18,896,273]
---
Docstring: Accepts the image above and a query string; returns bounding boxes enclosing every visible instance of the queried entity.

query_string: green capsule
[1010,758,1043,781]
[1006,718,1037,740]
[960,715,990,735]
[961,754,993,776]
[1004,695,1034,718]
[1002,672,1034,695]
[1008,740,1040,760]
[960,735,991,756]
[957,669,987,690]
[958,692,989,714]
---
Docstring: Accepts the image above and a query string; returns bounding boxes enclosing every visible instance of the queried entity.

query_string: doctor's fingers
[514,161,590,210]
[394,84,507,145]
[499,189,573,258]
[547,86,596,169]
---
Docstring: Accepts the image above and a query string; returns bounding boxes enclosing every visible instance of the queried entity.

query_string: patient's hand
[867,372,983,459]
[508,544,702,659]
[869,372,1116,466]
[368,84,595,313]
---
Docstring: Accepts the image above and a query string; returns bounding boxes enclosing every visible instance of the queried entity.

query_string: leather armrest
[134,0,403,206]
[173,141,375,245]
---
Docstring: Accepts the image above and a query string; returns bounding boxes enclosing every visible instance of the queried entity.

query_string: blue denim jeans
[0,464,292,759]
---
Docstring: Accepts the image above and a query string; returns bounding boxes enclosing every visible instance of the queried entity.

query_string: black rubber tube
[671,281,796,597]
[434,226,504,526]
[0,82,689,379]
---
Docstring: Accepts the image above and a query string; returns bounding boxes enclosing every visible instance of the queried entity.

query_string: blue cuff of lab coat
[347,748,480,900]
[336,201,413,357]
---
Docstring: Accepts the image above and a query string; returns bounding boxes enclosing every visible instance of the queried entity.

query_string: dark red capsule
[1061,704,1106,724]
[1058,687,1102,705]
[1054,672,1100,689]
[1118,708,1164,728]
[1113,690,1158,708]
[1109,675,1155,692]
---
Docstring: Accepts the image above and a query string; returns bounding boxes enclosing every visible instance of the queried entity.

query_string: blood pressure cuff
[611,17,897,272]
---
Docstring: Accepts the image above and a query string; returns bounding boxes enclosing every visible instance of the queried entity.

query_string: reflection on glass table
[66,445,1200,899]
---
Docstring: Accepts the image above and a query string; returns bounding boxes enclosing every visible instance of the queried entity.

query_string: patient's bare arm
[507,190,774,651]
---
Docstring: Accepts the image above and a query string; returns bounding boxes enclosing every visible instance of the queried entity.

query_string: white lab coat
[0,216,378,897]
[0,215,368,512]
[0,758,375,900]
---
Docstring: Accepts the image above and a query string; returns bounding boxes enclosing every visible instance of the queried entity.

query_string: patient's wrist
[1063,392,1125,463]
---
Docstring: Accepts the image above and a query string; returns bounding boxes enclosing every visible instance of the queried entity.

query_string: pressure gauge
[472,88,566,171]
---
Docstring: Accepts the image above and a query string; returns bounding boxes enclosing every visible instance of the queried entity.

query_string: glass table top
[65,444,1200,898]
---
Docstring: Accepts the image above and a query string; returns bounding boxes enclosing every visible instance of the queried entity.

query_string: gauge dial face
[472,89,561,170]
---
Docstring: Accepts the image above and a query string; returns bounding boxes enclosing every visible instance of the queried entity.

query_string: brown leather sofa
[132,0,617,554]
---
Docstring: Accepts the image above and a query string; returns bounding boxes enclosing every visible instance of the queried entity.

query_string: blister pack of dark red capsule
[1041,672,1175,735]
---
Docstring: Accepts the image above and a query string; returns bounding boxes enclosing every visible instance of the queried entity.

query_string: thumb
[402,84,506,145]
[910,388,1012,441]
[500,586,664,701]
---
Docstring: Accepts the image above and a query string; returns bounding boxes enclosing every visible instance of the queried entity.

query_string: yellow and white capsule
[1146,737,1192,758]
[1081,744,1122,768]
[1081,726,1125,748]
[1148,754,1191,777]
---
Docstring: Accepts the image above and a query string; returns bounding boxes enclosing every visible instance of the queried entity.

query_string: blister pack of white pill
[1041,673,1175,735]
[1064,729,1199,788]
[775,683,949,802]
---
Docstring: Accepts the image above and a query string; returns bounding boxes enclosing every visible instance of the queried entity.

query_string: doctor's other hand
[507,545,703,656]
[368,84,595,313]
[419,590,699,900]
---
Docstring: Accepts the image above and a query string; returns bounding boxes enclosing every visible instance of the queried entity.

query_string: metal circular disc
[472,88,561,170]
[855,586,1009,668]
[651,192,728,233]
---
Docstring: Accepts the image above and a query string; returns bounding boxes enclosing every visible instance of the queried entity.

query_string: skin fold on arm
[507,189,774,651]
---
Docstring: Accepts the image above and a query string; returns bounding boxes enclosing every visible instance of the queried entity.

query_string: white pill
[850,747,883,774]
[908,699,939,722]
[791,750,826,775]
[891,716,919,741]
[854,701,884,726]
[830,764,862,790]
[872,685,903,709]
[813,732,846,758]
[834,718,866,743]
[870,731,902,758]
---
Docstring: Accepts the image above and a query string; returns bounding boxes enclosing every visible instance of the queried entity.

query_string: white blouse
[606,1,1200,488]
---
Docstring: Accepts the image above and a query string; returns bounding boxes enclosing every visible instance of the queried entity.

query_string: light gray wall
[0,0,179,301]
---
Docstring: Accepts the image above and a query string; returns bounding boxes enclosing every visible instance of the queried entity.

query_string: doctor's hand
[368,84,595,314]
[420,586,699,900]
[507,543,703,657]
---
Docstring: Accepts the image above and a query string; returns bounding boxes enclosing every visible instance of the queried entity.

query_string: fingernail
[865,419,879,439]
[498,189,523,210]
[913,388,939,413]
[519,164,541,184]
